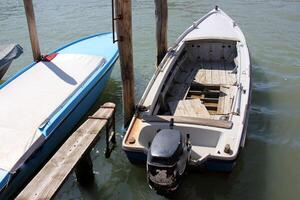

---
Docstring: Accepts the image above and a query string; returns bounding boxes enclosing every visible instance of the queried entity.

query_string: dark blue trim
[0,169,10,192]
[124,150,236,172]
[124,150,147,165]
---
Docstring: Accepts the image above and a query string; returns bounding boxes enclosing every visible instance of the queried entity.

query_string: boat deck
[163,60,237,120]
[194,61,236,85]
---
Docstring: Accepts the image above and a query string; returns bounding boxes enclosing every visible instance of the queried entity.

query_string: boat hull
[0,33,118,199]
[0,44,23,80]
[0,62,11,80]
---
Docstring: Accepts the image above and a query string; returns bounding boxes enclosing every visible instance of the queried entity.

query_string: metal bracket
[112,0,123,43]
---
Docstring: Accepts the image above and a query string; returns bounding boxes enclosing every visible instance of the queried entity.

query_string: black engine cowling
[146,129,191,193]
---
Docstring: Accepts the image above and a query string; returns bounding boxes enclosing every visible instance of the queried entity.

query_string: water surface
[1,0,300,199]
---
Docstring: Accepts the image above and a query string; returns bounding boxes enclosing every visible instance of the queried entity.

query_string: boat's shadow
[44,62,77,85]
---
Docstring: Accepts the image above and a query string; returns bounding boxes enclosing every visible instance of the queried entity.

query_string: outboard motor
[146,128,191,193]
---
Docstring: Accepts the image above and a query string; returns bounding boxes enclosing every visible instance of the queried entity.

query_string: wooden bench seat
[168,99,210,118]
[142,115,233,129]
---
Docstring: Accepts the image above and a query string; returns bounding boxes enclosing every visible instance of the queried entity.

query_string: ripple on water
[2,0,300,199]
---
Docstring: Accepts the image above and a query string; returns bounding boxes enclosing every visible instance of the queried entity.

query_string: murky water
[1,0,300,199]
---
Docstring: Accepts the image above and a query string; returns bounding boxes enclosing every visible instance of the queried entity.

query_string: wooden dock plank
[16,102,115,200]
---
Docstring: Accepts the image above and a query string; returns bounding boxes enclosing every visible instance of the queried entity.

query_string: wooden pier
[16,102,116,200]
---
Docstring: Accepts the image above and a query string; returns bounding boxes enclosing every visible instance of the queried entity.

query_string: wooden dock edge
[16,102,116,200]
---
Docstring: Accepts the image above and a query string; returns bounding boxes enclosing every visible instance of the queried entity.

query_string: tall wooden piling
[74,152,94,185]
[23,0,42,61]
[154,0,168,66]
[114,0,135,126]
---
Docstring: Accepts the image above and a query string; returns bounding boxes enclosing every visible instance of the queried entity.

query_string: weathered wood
[16,102,115,200]
[142,115,233,129]
[218,61,226,84]
[217,86,236,115]
[211,62,220,85]
[23,0,42,61]
[224,62,236,85]
[154,0,168,66]
[168,99,210,118]
[115,0,135,126]
[195,68,206,84]
[194,61,238,86]
[74,152,94,186]
[203,62,211,85]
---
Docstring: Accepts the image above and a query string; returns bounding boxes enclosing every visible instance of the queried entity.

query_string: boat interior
[124,39,242,160]
[153,39,239,121]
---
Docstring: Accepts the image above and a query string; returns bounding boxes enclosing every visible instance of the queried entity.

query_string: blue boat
[0,32,118,199]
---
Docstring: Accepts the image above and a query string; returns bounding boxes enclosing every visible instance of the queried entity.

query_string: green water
[1,0,300,199]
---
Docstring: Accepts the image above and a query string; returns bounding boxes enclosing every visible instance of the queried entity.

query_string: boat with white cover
[0,33,118,199]
[122,7,251,188]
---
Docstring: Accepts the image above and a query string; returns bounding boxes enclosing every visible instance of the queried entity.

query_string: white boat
[0,44,23,80]
[122,7,251,191]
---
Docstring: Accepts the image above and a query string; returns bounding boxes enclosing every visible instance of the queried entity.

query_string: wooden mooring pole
[154,0,168,66]
[23,0,42,61]
[114,0,135,126]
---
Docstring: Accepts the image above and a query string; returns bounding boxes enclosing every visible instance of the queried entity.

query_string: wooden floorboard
[218,62,226,85]
[193,61,237,86]
[217,86,236,115]
[168,99,210,118]
[167,60,238,119]
[224,62,236,85]
[205,62,212,85]
[211,62,220,85]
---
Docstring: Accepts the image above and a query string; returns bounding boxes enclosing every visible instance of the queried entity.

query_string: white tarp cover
[0,53,105,172]
[185,12,240,41]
